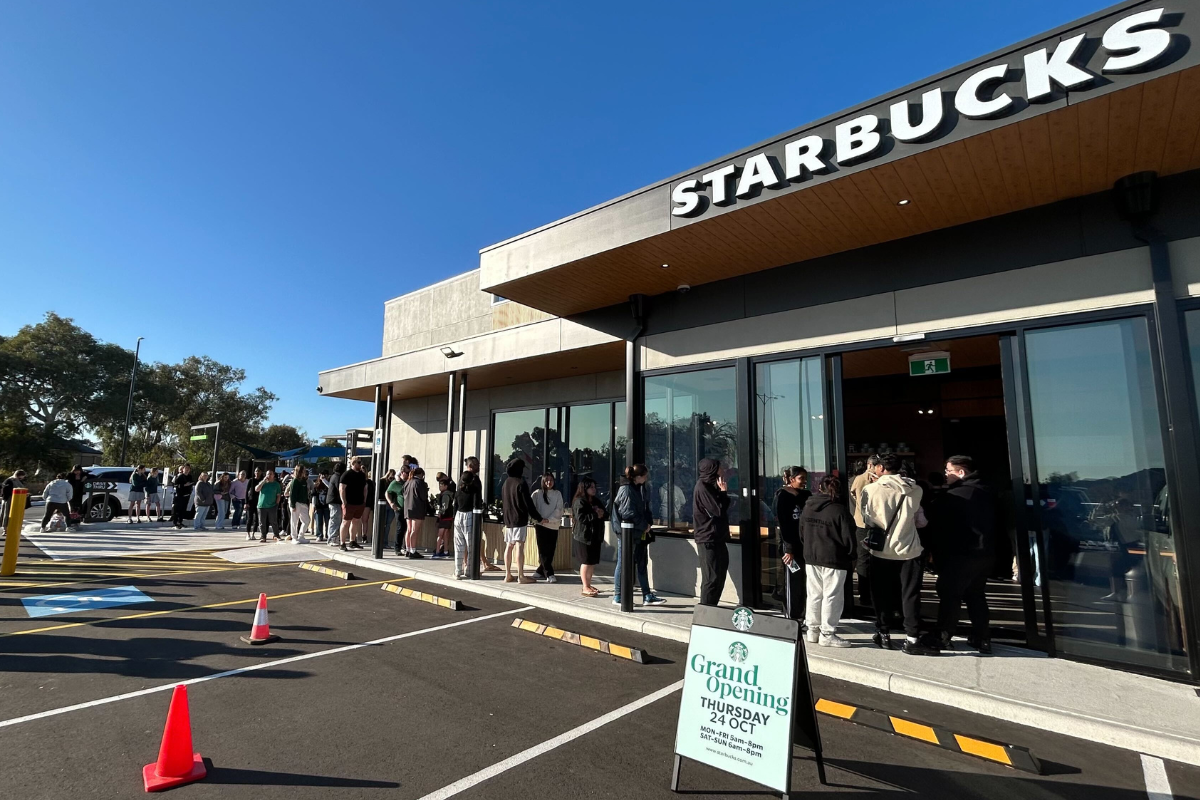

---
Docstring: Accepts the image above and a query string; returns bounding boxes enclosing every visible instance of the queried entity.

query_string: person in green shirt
[255,470,283,542]
[386,467,407,555]
[287,465,311,544]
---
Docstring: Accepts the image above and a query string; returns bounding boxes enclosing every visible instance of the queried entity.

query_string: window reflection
[644,368,738,534]
[1025,317,1187,674]
[756,357,827,609]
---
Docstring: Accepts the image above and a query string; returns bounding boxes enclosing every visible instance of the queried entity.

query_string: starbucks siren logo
[728,641,749,663]
[731,606,754,632]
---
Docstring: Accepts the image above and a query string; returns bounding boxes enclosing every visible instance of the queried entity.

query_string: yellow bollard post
[1,488,28,576]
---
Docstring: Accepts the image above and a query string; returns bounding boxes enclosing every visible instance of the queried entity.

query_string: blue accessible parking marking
[22,586,154,619]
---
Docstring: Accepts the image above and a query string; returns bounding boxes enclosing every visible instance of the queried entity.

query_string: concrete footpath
[323,546,1200,768]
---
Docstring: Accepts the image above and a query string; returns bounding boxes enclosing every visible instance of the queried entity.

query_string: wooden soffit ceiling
[481,3,1200,318]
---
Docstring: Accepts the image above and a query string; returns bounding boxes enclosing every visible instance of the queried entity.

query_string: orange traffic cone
[239,592,279,645]
[142,685,206,792]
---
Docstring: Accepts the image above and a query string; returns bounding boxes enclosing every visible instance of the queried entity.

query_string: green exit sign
[190,434,208,441]
[909,352,951,376]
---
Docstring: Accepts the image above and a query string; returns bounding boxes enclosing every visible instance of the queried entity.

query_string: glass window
[755,357,826,608]
[1025,317,1187,674]
[568,403,614,506]
[490,409,545,509]
[644,367,738,534]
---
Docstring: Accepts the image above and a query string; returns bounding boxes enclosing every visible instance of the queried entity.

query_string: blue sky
[0,0,1105,439]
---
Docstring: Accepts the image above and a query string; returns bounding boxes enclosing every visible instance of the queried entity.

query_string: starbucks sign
[674,607,800,793]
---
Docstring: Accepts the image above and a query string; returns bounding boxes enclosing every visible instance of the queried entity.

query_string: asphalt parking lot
[0,547,1197,799]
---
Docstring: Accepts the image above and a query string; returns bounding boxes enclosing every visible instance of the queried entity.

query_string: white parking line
[1142,754,1174,800]
[0,606,532,729]
[416,680,684,800]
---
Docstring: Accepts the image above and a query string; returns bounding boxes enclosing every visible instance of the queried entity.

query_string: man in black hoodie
[927,455,997,654]
[693,458,731,606]
[501,458,537,584]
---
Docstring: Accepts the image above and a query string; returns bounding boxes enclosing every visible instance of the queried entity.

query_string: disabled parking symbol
[22,586,154,618]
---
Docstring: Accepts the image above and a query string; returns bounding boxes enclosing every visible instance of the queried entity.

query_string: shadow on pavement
[201,761,400,788]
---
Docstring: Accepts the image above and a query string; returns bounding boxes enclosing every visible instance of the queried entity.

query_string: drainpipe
[1115,171,1200,673]
[621,294,648,613]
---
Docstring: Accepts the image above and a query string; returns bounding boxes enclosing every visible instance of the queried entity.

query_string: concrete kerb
[324,549,1200,767]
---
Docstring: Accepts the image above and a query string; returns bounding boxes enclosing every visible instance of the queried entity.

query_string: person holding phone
[693,458,731,606]
[774,465,810,621]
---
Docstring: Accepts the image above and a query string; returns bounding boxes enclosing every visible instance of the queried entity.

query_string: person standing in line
[386,467,406,554]
[278,471,291,535]
[146,468,163,522]
[245,467,263,540]
[255,469,283,542]
[67,465,90,526]
[230,471,248,529]
[376,468,396,548]
[500,459,537,584]
[192,472,214,531]
[288,465,311,544]
[452,457,485,578]
[800,475,857,648]
[2,469,27,528]
[925,455,997,654]
[127,465,148,524]
[39,473,72,532]
[311,470,330,542]
[361,471,376,547]
[861,453,936,655]
[849,455,881,607]
[327,462,346,548]
[171,465,195,530]
[774,466,811,621]
[571,477,606,597]
[530,472,564,583]
[337,457,368,552]
[213,472,232,530]
[612,464,666,605]
[402,467,429,558]
[434,475,455,559]
[693,458,731,606]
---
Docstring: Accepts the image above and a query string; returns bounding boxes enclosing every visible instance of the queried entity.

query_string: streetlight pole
[119,337,144,467]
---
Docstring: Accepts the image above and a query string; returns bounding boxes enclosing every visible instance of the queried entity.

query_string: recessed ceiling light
[897,199,911,206]
[661,263,670,269]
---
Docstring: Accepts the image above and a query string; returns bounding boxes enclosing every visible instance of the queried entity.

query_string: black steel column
[1146,235,1200,676]
[736,357,757,607]
[621,337,640,612]
[445,372,457,477]
[372,384,386,560]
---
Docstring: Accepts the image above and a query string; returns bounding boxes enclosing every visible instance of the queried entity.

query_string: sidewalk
[324,546,1200,767]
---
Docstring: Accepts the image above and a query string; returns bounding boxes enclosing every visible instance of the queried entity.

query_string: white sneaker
[612,597,621,606]
[293,537,308,544]
[819,633,852,648]
[545,575,558,584]
[805,627,820,644]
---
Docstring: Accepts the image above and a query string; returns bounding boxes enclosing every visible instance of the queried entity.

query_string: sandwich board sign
[672,605,824,798]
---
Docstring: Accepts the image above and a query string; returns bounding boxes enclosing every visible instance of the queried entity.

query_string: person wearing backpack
[612,464,665,606]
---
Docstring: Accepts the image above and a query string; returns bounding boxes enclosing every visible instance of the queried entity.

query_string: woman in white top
[530,472,564,583]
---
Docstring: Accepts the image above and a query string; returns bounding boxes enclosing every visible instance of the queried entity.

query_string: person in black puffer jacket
[693,458,730,606]
[774,466,811,621]
[800,475,857,648]
[926,455,997,653]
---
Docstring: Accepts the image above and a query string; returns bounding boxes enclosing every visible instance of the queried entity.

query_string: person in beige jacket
[860,453,937,655]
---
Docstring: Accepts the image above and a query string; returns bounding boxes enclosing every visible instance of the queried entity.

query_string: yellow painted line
[954,735,1013,766]
[891,716,940,745]
[1,561,301,591]
[815,699,857,720]
[0,578,407,638]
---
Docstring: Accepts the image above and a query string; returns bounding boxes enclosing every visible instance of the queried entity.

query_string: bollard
[469,508,482,580]
[1,488,28,576]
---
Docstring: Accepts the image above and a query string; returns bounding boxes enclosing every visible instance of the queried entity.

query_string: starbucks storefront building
[320,1,1200,681]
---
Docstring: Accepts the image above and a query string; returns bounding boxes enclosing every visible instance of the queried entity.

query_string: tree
[257,424,311,454]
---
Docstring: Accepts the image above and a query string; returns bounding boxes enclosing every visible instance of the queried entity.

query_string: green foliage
[0,312,290,474]
[257,424,311,454]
